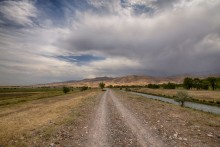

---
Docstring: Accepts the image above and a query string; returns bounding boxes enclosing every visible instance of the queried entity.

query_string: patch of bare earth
[115,90,220,147]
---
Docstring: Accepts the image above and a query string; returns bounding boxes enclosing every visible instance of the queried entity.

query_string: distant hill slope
[36,74,220,87]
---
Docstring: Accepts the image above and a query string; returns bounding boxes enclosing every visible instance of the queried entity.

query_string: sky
[0,0,220,85]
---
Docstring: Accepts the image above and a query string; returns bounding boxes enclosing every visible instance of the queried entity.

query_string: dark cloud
[60,0,220,75]
[0,0,220,85]
[151,0,179,9]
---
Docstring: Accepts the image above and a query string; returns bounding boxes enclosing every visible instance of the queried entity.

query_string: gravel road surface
[87,89,164,147]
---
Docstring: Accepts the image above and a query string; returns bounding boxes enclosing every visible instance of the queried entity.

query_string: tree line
[62,77,219,94]
[183,77,219,90]
[146,77,219,90]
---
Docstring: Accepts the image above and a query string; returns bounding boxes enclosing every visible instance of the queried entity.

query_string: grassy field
[0,89,102,146]
[0,87,63,93]
[131,88,220,106]
[0,87,79,106]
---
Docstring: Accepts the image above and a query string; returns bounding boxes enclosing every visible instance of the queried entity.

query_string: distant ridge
[35,73,220,87]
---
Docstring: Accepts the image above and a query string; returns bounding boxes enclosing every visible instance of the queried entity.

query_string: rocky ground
[116,90,220,147]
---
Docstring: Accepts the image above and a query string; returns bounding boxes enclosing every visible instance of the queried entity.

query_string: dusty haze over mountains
[37,74,220,87]
[45,75,182,87]
[0,0,220,85]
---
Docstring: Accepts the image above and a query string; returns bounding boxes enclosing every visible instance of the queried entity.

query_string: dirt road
[86,90,108,146]
[87,89,164,147]
[2,89,218,146]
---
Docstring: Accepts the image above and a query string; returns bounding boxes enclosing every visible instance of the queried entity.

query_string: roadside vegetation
[175,91,191,107]
[80,86,89,91]
[63,86,70,94]
[99,82,105,90]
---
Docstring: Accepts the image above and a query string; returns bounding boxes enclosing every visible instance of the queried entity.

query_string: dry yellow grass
[0,90,101,145]
[133,88,220,101]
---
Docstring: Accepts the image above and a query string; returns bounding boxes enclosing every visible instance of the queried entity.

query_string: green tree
[63,86,70,94]
[99,82,105,90]
[148,84,160,89]
[207,77,217,90]
[80,86,88,91]
[192,78,201,90]
[107,85,113,88]
[201,80,209,90]
[163,82,176,89]
[175,91,190,107]
[183,77,193,89]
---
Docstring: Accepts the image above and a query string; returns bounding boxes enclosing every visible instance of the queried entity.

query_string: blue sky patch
[57,55,105,64]
[132,4,155,15]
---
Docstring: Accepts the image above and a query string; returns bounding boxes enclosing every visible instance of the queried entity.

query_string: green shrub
[147,84,160,89]
[183,77,193,89]
[80,86,88,91]
[99,82,105,90]
[175,91,190,107]
[63,87,70,94]
[162,82,176,89]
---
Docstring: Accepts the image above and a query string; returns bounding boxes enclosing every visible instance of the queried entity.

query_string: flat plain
[0,88,219,146]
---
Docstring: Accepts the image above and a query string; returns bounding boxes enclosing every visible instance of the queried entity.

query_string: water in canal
[129,91,220,115]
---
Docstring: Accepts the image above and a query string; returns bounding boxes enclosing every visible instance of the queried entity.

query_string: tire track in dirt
[87,89,164,147]
[86,91,108,147]
[107,90,140,146]
[109,89,164,147]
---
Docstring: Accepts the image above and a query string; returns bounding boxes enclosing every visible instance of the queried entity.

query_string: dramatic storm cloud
[0,0,220,85]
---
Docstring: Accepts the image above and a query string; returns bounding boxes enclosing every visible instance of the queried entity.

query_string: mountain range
[36,73,220,87]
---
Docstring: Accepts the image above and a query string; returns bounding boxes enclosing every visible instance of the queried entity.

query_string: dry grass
[0,91,64,106]
[133,88,220,102]
[0,89,101,146]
